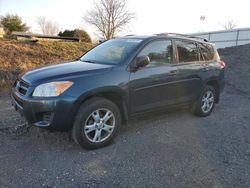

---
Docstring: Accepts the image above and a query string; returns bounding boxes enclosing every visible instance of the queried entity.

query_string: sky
[0,0,250,39]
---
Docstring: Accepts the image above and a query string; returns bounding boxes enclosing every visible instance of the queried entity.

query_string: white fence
[190,28,250,49]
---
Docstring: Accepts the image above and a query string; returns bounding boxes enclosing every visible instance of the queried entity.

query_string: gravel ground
[1,44,250,187]
[218,44,250,94]
[0,95,25,132]
[0,85,250,188]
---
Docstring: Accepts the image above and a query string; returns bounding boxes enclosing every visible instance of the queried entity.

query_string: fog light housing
[34,112,54,127]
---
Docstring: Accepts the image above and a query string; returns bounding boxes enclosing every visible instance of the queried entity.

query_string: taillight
[219,60,225,69]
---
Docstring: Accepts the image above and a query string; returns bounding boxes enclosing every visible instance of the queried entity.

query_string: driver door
[129,39,179,113]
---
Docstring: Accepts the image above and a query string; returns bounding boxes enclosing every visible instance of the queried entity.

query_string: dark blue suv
[11,33,225,149]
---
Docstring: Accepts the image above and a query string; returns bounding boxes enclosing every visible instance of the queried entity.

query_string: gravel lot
[1,44,250,187]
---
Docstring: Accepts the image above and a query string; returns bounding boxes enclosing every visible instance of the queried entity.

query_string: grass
[0,39,93,70]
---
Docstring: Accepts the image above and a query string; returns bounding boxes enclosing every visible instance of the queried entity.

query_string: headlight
[33,81,73,97]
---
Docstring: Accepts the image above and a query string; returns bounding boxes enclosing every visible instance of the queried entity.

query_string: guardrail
[190,28,250,48]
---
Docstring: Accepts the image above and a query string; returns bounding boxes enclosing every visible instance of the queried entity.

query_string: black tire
[192,85,216,117]
[72,97,121,149]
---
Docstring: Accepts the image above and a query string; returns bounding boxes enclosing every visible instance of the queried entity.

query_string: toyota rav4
[11,33,225,149]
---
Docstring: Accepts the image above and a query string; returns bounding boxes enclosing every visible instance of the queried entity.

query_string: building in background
[190,28,250,48]
[0,25,5,38]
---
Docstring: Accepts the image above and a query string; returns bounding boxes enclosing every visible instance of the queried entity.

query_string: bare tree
[37,17,60,36]
[84,0,135,40]
[222,20,237,30]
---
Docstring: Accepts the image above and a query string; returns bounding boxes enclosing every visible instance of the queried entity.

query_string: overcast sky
[0,0,249,39]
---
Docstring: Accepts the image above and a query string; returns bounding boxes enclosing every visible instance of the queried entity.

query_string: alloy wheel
[201,90,214,113]
[84,108,115,143]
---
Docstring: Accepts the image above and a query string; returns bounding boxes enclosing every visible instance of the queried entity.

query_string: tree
[0,14,29,35]
[37,17,60,36]
[222,20,237,30]
[58,29,92,43]
[84,0,135,40]
[74,29,92,43]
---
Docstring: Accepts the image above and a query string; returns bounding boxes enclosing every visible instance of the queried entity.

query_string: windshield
[80,38,143,65]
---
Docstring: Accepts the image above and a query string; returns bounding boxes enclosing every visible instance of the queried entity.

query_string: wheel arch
[72,87,128,126]
[205,79,220,103]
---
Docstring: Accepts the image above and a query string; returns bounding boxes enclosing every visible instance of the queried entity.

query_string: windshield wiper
[79,59,95,64]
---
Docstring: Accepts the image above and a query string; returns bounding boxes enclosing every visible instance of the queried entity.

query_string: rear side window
[198,43,215,61]
[176,40,199,63]
[138,40,173,67]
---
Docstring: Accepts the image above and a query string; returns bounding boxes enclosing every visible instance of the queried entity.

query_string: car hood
[22,61,113,85]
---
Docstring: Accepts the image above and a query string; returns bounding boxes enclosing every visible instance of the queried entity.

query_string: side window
[176,40,199,63]
[198,43,215,61]
[138,40,173,67]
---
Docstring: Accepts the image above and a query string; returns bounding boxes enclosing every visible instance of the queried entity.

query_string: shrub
[58,29,92,43]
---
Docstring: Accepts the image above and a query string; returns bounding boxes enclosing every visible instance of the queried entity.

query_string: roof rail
[156,32,208,42]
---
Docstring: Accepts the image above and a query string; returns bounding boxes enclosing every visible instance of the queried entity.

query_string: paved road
[1,86,250,188]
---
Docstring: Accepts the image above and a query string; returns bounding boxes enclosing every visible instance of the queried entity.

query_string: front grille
[15,79,30,96]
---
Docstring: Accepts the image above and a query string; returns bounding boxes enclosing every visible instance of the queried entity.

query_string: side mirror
[131,55,150,72]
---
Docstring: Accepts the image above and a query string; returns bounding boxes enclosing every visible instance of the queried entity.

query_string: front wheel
[192,86,216,117]
[72,97,121,149]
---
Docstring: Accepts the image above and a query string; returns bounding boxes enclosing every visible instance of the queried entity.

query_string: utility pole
[200,15,206,32]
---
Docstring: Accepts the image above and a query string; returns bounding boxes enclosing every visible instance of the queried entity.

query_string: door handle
[169,70,179,76]
[153,77,161,82]
[202,67,209,72]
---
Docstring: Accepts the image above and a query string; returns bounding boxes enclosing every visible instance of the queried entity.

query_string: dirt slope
[0,39,93,91]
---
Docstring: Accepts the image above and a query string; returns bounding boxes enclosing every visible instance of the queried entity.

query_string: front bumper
[11,88,77,131]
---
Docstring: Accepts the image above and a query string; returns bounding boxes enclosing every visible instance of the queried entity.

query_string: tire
[72,97,121,149]
[192,85,216,117]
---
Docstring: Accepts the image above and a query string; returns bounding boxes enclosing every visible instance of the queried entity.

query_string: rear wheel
[192,85,216,117]
[72,97,121,149]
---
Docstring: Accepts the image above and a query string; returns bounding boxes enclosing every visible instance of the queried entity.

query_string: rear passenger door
[173,39,203,103]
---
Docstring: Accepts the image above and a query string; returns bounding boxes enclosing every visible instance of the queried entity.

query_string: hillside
[0,39,93,91]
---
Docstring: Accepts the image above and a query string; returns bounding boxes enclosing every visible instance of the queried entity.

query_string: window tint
[198,43,215,61]
[176,40,199,63]
[138,40,173,67]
